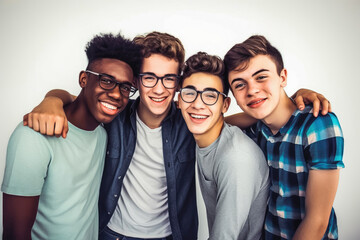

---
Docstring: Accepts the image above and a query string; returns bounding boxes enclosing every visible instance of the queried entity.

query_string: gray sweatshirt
[197,123,270,240]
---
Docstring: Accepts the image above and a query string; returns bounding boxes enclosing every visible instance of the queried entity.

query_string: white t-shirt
[107,113,171,238]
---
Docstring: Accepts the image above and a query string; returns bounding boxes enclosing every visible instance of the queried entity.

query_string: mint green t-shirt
[2,122,107,240]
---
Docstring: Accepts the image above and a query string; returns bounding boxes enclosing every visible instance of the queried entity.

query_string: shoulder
[217,124,267,170]
[295,106,343,143]
[9,122,49,146]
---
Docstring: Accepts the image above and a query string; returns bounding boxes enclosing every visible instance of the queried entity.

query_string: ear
[176,92,182,109]
[79,71,88,88]
[222,97,231,114]
[133,76,139,88]
[279,68,288,88]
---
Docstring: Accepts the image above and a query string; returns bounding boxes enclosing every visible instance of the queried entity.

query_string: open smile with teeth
[151,97,166,102]
[190,113,208,119]
[101,101,118,110]
[248,98,266,106]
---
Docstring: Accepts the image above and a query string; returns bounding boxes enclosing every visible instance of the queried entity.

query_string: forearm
[45,89,76,106]
[224,112,257,129]
[292,216,328,240]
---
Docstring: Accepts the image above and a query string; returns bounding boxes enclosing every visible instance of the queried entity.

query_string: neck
[65,94,99,131]
[262,91,297,134]
[194,117,224,148]
[137,102,171,129]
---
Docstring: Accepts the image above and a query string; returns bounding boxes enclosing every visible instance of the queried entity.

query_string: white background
[0,0,359,239]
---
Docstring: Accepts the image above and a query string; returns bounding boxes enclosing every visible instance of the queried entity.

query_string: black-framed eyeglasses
[86,70,137,98]
[139,73,179,89]
[179,87,227,106]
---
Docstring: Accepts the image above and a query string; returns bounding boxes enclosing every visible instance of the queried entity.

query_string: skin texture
[136,54,179,129]
[228,55,297,134]
[66,59,134,130]
[4,58,133,239]
[178,72,230,148]
[3,194,40,240]
[292,169,340,239]
[228,54,340,238]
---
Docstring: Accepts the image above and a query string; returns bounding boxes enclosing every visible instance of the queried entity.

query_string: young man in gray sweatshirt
[178,52,270,240]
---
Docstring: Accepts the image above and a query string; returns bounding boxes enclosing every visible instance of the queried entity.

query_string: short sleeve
[304,113,344,170]
[1,123,52,196]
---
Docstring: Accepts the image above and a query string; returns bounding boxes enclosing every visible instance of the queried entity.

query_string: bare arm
[3,193,40,240]
[23,89,76,138]
[292,169,340,240]
[225,88,332,129]
[224,112,257,129]
[291,88,331,117]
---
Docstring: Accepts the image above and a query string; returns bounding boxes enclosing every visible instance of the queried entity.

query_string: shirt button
[165,139,168,143]
[107,212,111,215]
[118,176,121,180]
[107,151,110,155]
[114,194,118,198]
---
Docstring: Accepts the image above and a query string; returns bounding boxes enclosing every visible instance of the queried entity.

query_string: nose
[191,93,205,109]
[107,85,123,100]
[247,81,260,96]
[152,79,166,94]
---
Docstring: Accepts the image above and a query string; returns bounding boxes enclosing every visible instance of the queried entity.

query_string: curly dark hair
[181,52,229,95]
[85,33,143,75]
[133,31,185,74]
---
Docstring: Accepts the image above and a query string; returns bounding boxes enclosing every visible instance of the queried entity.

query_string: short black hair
[85,33,142,75]
[181,52,229,95]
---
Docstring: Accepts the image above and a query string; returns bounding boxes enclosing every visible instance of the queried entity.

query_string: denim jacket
[99,98,198,240]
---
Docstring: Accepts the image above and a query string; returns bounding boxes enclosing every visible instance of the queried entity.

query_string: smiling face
[179,72,230,147]
[137,54,179,128]
[82,58,134,125]
[228,54,287,122]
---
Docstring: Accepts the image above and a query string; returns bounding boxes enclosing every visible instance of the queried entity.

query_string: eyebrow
[183,85,220,92]
[101,73,132,85]
[230,68,269,85]
[141,72,178,76]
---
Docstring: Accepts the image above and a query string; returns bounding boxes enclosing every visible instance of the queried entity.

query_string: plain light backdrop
[0,0,359,239]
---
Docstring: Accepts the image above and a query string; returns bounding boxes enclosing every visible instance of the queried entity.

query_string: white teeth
[151,97,165,102]
[190,114,207,119]
[101,102,117,110]
[251,99,264,105]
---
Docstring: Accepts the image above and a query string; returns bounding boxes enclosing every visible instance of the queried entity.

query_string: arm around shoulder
[23,89,75,138]
[224,112,257,129]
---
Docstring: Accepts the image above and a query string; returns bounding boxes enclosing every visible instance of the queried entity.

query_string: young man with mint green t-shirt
[1,33,142,240]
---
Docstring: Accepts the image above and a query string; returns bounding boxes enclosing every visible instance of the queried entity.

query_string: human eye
[184,89,196,96]
[100,77,115,87]
[120,84,132,92]
[233,82,246,90]
[164,76,177,82]
[204,91,217,99]
[256,75,267,81]
[143,74,156,81]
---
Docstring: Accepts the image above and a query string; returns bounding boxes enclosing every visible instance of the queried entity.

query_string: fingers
[23,112,68,137]
[294,96,305,111]
[312,99,320,117]
[62,119,69,139]
[23,114,29,126]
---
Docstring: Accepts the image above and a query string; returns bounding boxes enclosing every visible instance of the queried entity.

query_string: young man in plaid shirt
[224,35,344,239]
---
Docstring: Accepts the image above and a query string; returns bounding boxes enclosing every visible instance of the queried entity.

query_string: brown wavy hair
[133,31,185,74]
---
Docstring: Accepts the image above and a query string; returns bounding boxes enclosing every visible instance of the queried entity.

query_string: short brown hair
[133,31,185,73]
[181,52,229,95]
[224,35,284,83]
